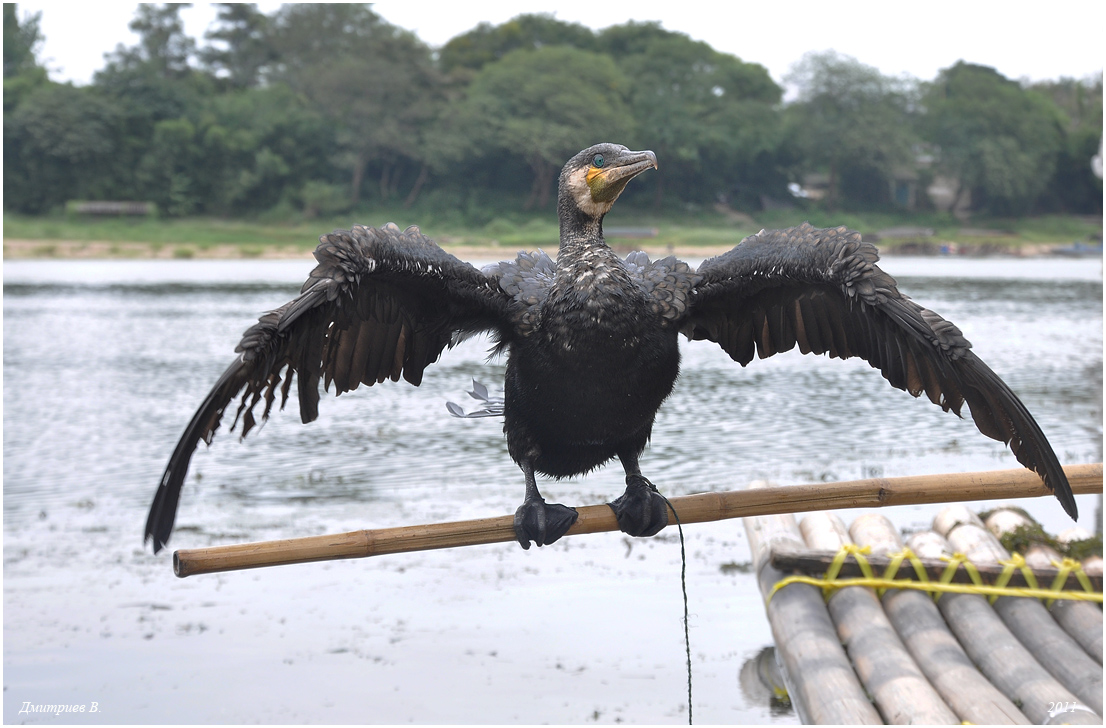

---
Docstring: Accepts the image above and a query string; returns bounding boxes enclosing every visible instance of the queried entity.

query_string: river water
[3,254,1102,723]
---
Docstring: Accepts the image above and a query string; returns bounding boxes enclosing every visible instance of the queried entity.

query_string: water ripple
[4,259,1101,537]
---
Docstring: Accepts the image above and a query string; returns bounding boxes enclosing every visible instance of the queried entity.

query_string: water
[3,254,1102,723]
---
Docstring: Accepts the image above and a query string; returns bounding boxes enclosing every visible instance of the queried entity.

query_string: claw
[608,474,669,537]
[514,497,578,549]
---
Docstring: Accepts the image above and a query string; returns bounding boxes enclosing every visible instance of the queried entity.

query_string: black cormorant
[145,143,1077,553]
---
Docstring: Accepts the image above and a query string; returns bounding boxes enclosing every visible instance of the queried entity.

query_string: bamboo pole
[907,529,1101,725]
[173,463,1102,578]
[743,490,882,725]
[937,515,1104,715]
[1051,599,1105,666]
[984,507,1103,664]
[798,512,960,724]
[849,514,1029,725]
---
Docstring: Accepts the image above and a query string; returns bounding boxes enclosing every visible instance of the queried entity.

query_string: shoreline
[3,238,1100,261]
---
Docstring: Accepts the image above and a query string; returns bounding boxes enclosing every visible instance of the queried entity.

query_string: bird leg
[608,454,669,538]
[513,459,578,550]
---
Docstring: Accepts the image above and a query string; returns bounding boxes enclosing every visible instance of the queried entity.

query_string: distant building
[925,175,971,217]
[795,149,972,216]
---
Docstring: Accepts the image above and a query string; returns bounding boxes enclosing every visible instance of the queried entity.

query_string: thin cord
[658,492,692,725]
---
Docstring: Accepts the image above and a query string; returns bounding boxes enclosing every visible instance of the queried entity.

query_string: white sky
[15,1,1105,90]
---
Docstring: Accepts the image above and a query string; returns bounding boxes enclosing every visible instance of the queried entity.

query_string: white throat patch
[565,167,615,218]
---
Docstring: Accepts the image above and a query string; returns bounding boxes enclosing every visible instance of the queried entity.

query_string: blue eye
[592,154,604,168]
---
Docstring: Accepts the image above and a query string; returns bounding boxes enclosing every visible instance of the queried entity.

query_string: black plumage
[145,143,1076,553]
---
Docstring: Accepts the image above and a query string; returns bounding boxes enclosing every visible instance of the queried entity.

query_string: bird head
[559,144,658,221]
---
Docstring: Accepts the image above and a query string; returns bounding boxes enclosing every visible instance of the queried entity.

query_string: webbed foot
[513,497,578,549]
[608,474,669,537]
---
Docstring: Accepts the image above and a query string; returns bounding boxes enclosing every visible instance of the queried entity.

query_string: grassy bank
[4,209,1101,259]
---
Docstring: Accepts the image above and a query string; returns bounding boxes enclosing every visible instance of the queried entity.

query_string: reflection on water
[739,647,794,719]
[2,255,1101,723]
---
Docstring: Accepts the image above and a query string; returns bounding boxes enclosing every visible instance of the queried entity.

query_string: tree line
[4,4,1102,222]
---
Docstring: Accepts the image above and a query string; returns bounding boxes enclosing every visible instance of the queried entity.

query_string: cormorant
[145,143,1077,553]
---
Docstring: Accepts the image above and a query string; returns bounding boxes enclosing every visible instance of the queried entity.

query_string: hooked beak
[587,150,658,202]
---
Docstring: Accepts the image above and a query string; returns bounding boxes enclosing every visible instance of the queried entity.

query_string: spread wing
[145,223,514,552]
[680,223,1075,519]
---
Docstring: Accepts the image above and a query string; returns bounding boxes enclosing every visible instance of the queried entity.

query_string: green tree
[138,117,202,215]
[203,85,336,214]
[455,46,634,209]
[95,3,207,121]
[103,3,196,80]
[1032,76,1103,131]
[784,51,917,210]
[598,20,673,58]
[267,4,442,206]
[4,3,42,77]
[601,23,784,207]
[86,5,213,213]
[439,14,597,76]
[920,62,1066,215]
[1031,77,1102,213]
[119,83,334,217]
[199,3,274,89]
[4,4,48,113]
[4,84,120,212]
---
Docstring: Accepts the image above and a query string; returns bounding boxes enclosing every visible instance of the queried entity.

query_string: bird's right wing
[146,223,513,552]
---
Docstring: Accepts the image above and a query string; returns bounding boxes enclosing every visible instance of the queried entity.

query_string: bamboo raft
[744,493,1103,724]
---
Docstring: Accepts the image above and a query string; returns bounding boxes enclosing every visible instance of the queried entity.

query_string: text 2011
[1048,702,1079,714]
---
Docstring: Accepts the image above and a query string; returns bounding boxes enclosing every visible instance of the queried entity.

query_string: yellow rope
[765,547,1102,605]
[1047,558,1096,608]
[935,552,983,603]
[878,546,929,598]
[822,544,873,599]
[993,553,1038,604]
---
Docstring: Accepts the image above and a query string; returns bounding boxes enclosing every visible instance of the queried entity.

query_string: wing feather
[791,298,812,355]
[377,319,401,384]
[145,223,512,552]
[363,318,387,387]
[798,294,829,356]
[682,223,1075,519]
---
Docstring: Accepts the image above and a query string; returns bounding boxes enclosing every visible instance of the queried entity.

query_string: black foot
[608,474,669,537]
[514,498,578,550]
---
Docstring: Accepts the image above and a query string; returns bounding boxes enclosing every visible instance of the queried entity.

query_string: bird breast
[539,258,653,358]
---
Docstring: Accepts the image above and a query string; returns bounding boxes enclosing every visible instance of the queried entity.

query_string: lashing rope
[765,546,1102,605]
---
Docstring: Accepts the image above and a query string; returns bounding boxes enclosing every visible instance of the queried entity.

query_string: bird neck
[554,206,626,281]
[558,200,606,254]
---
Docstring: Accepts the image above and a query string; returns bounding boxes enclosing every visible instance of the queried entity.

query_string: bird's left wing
[145,223,513,551]
[679,223,1075,519]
